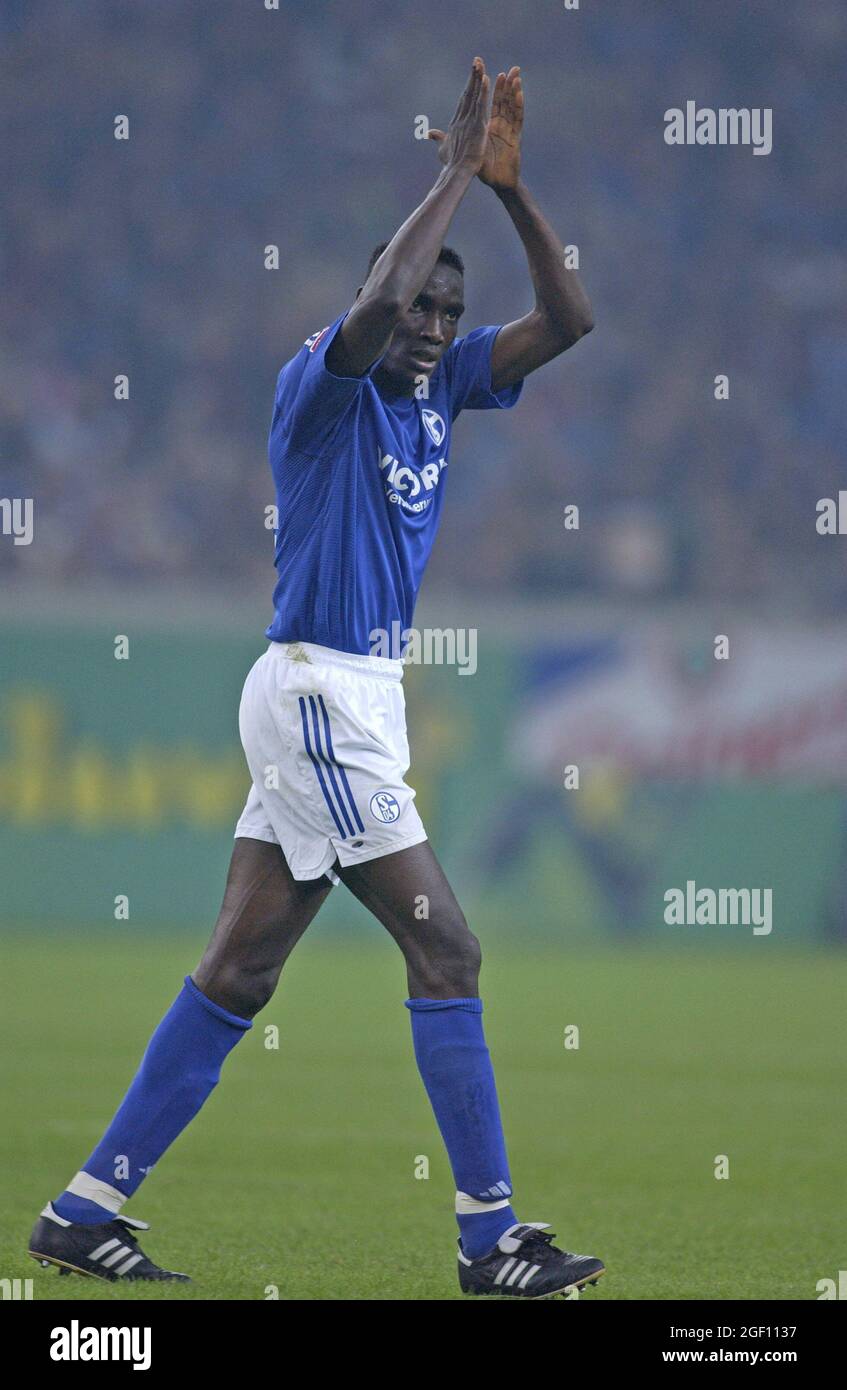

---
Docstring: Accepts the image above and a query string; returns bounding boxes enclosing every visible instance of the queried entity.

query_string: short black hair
[365,242,464,280]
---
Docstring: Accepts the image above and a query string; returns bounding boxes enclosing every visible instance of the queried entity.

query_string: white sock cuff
[66,1171,127,1213]
[455,1189,513,1215]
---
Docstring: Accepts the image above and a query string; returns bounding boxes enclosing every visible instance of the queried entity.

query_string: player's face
[382,264,465,388]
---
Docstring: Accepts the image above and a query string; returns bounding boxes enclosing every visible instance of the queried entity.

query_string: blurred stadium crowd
[2,0,845,610]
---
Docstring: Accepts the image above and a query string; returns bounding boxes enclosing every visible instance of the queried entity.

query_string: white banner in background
[510,623,847,784]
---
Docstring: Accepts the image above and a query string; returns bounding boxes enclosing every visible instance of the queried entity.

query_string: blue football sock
[53,975,251,1225]
[405,996,517,1258]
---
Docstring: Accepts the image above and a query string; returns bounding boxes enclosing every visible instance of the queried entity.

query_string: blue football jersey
[265,311,523,657]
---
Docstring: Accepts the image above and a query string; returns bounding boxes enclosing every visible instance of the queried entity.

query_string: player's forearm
[496,179,593,342]
[362,163,476,314]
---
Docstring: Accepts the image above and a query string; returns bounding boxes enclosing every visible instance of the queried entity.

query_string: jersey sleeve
[443,325,525,422]
[272,311,387,455]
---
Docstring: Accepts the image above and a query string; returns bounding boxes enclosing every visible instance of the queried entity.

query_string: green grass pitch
[1,932,844,1300]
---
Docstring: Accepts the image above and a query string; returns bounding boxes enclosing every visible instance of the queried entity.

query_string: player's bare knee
[193,958,279,1019]
[410,916,481,997]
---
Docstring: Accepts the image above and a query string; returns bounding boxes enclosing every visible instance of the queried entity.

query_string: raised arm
[474,67,594,393]
[326,58,490,380]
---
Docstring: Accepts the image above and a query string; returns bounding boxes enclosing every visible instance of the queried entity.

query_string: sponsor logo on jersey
[378,448,447,514]
[422,408,446,447]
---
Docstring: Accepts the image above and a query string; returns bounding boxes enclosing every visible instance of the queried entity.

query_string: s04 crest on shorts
[370,791,401,823]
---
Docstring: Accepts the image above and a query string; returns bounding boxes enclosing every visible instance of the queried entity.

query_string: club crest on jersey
[422,409,446,447]
[305,326,331,353]
[370,791,401,823]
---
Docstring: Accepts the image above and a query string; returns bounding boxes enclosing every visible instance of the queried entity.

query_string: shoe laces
[111,1220,140,1247]
[515,1228,558,1259]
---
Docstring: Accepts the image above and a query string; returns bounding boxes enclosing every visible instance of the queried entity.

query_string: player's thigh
[193,836,332,1012]
[334,840,481,987]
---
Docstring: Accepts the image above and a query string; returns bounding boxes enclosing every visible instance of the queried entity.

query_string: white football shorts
[234,640,428,883]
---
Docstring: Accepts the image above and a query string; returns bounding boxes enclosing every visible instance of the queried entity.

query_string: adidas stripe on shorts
[234,640,428,883]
